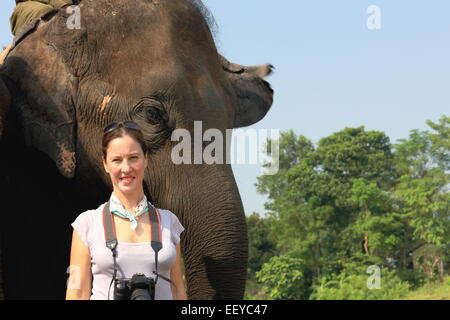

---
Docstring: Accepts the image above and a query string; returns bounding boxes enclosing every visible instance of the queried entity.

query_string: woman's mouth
[120,176,135,185]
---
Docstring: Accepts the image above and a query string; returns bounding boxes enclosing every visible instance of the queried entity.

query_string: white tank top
[71,202,184,300]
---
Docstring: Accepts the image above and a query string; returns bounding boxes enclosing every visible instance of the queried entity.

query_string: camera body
[114,273,156,300]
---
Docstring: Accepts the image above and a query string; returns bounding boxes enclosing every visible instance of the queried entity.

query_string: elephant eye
[132,95,170,128]
[145,107,162,125]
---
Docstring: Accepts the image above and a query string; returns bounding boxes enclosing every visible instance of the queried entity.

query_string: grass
[245,276,450,300]
[404,277,450,300]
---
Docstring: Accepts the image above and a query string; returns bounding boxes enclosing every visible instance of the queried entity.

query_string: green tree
[255,120,450,298]
[427,116,450,169]
[314,127,395,188]
[257,130,332,277]
[256,255,311,300]
[257,127,397,277]
[393,123,450,280]
[246,213,278,279]
[345,178,403,259]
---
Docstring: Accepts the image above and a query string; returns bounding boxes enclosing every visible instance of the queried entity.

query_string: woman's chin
[115,182,138,194]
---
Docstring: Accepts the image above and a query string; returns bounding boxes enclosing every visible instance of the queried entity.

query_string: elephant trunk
[0,76,11,139]
[159,164,249,300]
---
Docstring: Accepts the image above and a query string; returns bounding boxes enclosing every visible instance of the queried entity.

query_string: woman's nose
[121,160,132,173]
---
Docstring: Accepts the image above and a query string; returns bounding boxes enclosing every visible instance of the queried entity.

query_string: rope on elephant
[0,46,12,66]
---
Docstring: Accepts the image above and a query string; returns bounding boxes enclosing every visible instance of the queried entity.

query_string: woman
[66,121,187,300]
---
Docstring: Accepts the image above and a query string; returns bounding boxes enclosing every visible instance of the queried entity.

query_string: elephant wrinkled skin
[0,0,273,299]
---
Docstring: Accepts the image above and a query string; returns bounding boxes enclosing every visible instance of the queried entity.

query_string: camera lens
[130,288,152,300]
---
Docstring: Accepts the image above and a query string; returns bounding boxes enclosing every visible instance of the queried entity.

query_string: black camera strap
[102,201,118,300]
[102,201,177,300]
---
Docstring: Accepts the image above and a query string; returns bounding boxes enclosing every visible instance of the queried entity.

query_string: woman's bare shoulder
[74,203,106,223]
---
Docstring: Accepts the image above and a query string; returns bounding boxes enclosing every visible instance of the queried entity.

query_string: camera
[113,273,156,300]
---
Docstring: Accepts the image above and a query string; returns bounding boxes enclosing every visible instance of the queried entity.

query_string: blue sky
[2,1,450,216]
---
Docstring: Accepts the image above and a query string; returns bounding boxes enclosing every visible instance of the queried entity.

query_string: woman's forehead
[107,136,143,154]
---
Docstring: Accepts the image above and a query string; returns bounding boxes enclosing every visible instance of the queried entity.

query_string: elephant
[0,0,273,299]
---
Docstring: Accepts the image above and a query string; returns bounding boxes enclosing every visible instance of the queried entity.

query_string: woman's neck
[113,189,145,213]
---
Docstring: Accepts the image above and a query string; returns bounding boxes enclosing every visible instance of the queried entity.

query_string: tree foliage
[310,261,410,300]
[256,255,311,300]
[248,117,450,299]
[246,213,278,279]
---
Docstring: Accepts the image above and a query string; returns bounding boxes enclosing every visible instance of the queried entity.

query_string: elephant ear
[0,77,11,139]
[1,24,77,179]
[219,55,274,128]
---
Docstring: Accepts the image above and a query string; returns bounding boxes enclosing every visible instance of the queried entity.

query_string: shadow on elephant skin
[203,256,247,300]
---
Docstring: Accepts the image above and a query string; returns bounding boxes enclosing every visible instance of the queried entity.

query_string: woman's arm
[65,229,92,300]
[170,244,187,300]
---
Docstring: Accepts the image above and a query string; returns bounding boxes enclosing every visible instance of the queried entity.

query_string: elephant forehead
[57,0,231,120]
[78,0,217,74]
[51,0,225,104]
[99,59,231,120]
[95,38,221,100]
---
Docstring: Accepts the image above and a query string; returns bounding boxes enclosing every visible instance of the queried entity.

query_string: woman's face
[103,134,148,196]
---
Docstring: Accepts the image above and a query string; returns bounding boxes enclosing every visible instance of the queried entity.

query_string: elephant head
[0,0,273,299]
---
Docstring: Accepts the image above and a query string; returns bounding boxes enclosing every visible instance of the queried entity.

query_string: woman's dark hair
[102,122,148,160]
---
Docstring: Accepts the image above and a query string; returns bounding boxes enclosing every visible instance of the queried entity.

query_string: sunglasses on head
[103,121,142,134]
